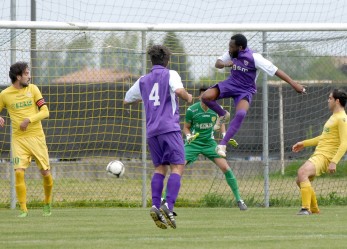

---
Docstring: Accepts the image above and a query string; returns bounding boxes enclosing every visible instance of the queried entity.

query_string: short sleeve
[124,78,142,103]
[169,70,184,92]
[253,53,278,76]
[218,52,231,62]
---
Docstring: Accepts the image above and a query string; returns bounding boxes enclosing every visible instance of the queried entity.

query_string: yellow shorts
[308,154,330,177]
[11,136,50,170]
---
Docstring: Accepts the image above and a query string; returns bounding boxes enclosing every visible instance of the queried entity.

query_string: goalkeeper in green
[163,87,247,210]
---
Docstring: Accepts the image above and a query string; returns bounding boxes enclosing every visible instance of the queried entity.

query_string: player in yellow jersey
[292,89,347,215]
[0,62,53,217]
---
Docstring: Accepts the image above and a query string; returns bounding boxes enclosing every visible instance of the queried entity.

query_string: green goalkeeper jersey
[185,102,218,143]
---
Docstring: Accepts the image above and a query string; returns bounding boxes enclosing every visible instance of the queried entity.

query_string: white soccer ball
[106,160,125,178]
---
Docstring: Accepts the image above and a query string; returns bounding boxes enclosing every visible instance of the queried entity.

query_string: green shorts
[185,140,221,165]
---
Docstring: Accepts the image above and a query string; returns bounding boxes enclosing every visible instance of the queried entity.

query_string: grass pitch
[1,207,347,249]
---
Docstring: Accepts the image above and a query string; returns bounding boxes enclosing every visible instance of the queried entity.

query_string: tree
[35,39,65,84]
[270,44,314,80]
[198,68,229,87]
[100,32,141,75]
[63,35,94,75]
[306,56,347,81]
[145,38,155,73]
[163,32,192,85]
[270,44,346,81]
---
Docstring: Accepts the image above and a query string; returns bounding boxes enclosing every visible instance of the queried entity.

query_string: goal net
[0,0,347,208]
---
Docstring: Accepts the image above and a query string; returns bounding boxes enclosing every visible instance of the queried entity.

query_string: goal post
[0,21,347,208]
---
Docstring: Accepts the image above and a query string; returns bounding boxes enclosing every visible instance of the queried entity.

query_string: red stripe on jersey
[36,98,46,108]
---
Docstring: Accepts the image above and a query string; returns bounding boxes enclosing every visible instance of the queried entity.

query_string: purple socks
[151,173,165,209]
[166,173,181,211]
[220,109,247,145]
[202,99,226,117]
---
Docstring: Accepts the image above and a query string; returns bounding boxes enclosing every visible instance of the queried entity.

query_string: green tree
[306,56,347,81]
[63,35,94,75]
[35,39,65,84]
[270,44,345,81]
[145,39,155,73]
[270,44,314,80]
[163,32,192,85]
[198,67,229,87]
[100,32,141,75]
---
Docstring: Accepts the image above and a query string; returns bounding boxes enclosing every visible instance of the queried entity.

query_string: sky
[0,0,346,83]
[1,0,347,23]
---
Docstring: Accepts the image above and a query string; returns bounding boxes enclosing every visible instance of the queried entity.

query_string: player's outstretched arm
[175,88,192,103]
[292,135,321,152]
[292,142,304,152]
[275,69,306,94]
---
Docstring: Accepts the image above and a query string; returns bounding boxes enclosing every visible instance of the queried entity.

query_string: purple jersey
[218,48,278,94]
[229,48,257,93]
[125,65,184,138]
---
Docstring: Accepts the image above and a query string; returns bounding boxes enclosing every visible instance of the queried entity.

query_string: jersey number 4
[149,83,160,106]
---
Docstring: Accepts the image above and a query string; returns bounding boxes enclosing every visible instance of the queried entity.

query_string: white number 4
[149,83,160,106]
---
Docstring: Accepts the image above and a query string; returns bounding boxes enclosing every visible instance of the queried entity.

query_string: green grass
[1,207,347,249]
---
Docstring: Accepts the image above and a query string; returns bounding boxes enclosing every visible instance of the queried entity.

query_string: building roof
[52,68,137,84]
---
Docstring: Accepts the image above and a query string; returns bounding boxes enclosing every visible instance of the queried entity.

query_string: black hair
[230,34,247,49]
[332,88,347,107]
[147,45,171,66]
[199,87,208,94]
[9,61,29,83]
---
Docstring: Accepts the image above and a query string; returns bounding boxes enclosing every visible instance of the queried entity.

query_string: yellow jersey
[0,84,49,138]
[303,110,347,164]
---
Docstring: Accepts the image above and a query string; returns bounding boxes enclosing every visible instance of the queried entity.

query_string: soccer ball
[106,160,125,178]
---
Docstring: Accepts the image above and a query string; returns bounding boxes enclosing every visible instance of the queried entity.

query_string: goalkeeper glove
[222,133,239,148]
[186,133,199,144]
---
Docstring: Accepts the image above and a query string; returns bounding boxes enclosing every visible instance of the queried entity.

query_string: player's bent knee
[40,169,51,176]
[297,168,312,182]
[201,89,218,102]
[214,158,229,173]
[170,164,184,175]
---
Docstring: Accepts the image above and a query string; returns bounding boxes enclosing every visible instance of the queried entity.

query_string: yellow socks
[310,186,320,213]
[15,170,27,212]
[43,174,53,204]
[299,181,311,210]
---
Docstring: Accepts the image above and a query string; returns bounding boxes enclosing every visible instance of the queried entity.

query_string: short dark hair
[230,34,247,49]
[199,87,208,94]
[332,88,347,107]
[148,45,171,66]
[9,61,29,83]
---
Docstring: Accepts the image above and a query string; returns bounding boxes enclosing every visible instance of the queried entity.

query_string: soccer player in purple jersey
[201,34,306,157]
[124,45,192,229]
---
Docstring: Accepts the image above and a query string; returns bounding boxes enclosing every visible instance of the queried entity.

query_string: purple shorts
[147,131,185,167]
[211,79,254,107]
